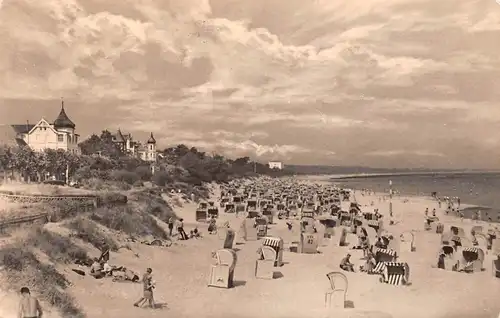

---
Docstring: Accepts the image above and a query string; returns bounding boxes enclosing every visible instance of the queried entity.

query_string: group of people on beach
[167,217,189,240]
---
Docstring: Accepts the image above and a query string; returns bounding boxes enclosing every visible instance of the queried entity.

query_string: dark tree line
[0,133,294,186]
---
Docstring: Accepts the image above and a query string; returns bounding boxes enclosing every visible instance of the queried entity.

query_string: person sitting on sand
[340,253,355,272]
[89,258,105,279]
[103,261,114,276]
[113,267,139,282]
[190,228,202,239]
[360,236,370,257]
[360,252,376,273]
[286,222,293,231]
[18,287,43,318]
[208,218,217,234]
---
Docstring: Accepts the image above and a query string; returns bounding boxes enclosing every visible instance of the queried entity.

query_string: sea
[332,172,500,222]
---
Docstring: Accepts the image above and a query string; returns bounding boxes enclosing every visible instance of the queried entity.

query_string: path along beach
[2,175,500,318]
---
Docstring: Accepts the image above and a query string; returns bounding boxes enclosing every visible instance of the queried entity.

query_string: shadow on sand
[233,280,247,287]
[273,271,284,279]
[154,303,168,310]
[344,300,354,308]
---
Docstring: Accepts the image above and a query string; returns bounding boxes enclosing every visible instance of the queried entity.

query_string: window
[57,134,64,142]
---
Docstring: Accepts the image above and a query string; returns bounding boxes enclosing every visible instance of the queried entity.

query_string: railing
[0,191,98,206]
[0,212,48,229]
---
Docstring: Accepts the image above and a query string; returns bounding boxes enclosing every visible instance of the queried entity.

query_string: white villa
[111,129,157,162]
[6,100,80,153]
[268,161,284,170]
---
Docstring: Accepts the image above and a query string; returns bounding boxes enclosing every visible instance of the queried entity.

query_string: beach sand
[2,178,500,318]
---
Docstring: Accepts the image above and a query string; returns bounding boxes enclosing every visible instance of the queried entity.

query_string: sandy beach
[1,176,500,318]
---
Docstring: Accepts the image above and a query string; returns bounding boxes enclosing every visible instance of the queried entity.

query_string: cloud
[0,0,499,168]
[365,150,445,157]
[175,138,311,160]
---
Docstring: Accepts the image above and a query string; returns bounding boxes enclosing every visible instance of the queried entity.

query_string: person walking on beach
[425,208,429,217]
[432,208,436,217]
[18,287,43,318]
[134,268,155,308]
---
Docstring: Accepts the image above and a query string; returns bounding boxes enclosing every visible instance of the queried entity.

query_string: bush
[128,189,175,223]
[151,170,171,186]
[66,217,119,251]
[110,170,140,185]
[0,245,85,317]
[135,166,152,181]
[97,192,128,206]
[26,227,89,264]
[41,200,94,222]
[91,206,168,239]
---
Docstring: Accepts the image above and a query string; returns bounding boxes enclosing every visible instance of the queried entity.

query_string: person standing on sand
[18,287,43,318]
[177,218,188,240]
[134,268,155,309]
[425,208,429,217]
[167,217,175,236]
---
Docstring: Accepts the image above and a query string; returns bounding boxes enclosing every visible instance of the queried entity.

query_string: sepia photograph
[0,0,499,317]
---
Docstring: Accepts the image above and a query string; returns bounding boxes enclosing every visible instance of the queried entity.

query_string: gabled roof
[28,118,60,135]
[0,125,28,147]
[11,124,35,134]
[113,129,126,142]
[53,100,75,129]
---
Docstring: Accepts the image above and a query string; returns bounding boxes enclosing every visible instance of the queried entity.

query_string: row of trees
[0,131,294,186]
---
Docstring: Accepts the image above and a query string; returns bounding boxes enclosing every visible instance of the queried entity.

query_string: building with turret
[111,130,157,162]
[2,99,80,153]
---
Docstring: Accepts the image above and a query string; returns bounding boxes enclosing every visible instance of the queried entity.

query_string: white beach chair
[325,271,348,308]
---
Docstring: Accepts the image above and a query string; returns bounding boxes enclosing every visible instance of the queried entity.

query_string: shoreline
[330,178,500,224]
[329,170,500,180]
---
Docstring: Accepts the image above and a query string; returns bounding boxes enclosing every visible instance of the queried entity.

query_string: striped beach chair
[374,247,398,263]
[459,247,484,272]
[302,210,315,218]
[369,261,386,275]
[380,262,410,286]
[262,236,284,267]
[366,219,380,233]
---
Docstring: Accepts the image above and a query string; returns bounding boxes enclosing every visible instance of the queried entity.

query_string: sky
[0,0,499,169]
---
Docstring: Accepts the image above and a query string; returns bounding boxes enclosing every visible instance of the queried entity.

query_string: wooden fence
[0,212,48,229]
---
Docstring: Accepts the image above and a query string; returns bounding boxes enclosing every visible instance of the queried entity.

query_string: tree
[0,146,13,180]
[11,146,38,182]
[233,157,250,166]
[78,130,122,159]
